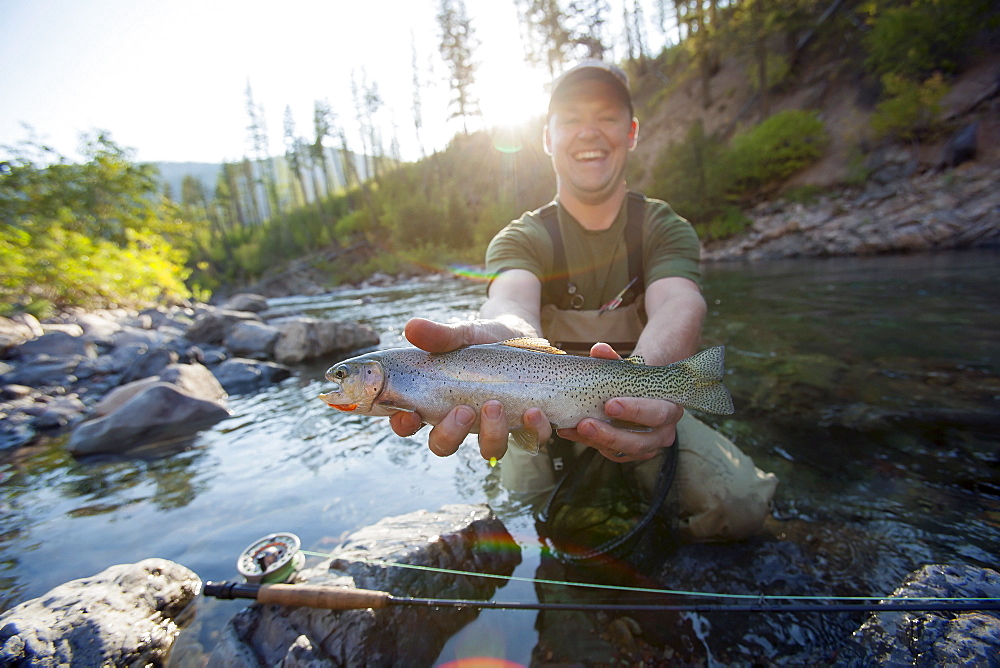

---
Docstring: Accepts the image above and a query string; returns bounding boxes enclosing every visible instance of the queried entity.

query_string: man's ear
[628,118,639,151]
[543,124,553,156]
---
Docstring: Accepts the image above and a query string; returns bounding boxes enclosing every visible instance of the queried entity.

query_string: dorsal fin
[623,354,646,365]
[499,337,568,355]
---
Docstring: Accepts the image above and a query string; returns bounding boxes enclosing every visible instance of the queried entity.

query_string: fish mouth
[319,385,358,411]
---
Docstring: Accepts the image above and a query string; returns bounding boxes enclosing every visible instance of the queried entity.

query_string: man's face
[544,77,638,206]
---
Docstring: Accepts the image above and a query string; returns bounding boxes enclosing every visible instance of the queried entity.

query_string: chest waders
[532,193,679,563]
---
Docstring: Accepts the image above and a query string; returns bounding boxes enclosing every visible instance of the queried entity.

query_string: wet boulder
[210,504,521,666]
[847,564,1000,665]
[0,558,199,666]
[223,293,269,313]
[271,317,379,364]
[0,314,43,355]
[212,358,292,394]
[223,320,281,359]
[185,308,262,346]
[68,363,230,456]
[17,331,96,359]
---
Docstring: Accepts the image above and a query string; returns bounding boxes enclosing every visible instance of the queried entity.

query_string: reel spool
[237,532,305,584]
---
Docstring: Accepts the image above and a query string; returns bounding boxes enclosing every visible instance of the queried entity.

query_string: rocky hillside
[625,23,1000,261]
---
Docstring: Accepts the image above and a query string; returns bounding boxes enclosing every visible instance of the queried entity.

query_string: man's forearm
[478,297,543,339]
[633,279,707,366]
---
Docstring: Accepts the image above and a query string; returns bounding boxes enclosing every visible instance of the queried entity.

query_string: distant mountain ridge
[152,161,222,198]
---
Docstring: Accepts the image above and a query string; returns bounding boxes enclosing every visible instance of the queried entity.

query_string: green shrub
[870,72,949,141]
[861,0,995,80]
[700,207,753,242]
[728,110,829,193]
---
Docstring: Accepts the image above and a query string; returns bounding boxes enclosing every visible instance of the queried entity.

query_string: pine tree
[437,0,482,134]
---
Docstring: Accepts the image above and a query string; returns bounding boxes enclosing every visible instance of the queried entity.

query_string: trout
[319,338,734,454]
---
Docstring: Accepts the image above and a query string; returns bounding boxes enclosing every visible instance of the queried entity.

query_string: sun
[476,59,550,133]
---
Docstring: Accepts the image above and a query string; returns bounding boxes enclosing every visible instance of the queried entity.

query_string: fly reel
[236,532,305,584]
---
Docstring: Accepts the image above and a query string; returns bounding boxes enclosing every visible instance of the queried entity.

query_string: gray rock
[92,376,162,418]
[223,293,270,313]
[68,363,230,455]
[72,311,123,345]
[272,317,379,364]
[212,358,292,394]
[186,309,262,346]
[0,318,41,355]
[39,323,84,337]
[210,504,520,667]
[846,564,1000,665]
[1,356,84,389]
[17,331,96,359]
[120,346,180,384]
[0,558,199,666]
[223,320,281,359]
[0,416,36,451]
[159,363,228,403]
[33,394,87,430]
[111,326,174,349]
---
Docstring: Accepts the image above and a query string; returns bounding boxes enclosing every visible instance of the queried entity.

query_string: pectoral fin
[510,426,541,455]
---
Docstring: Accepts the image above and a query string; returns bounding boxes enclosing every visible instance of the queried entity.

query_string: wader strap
[539,192,647,310]
[538,202,569,309]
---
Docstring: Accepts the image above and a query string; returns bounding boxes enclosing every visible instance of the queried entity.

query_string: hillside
[629,24,1000,195]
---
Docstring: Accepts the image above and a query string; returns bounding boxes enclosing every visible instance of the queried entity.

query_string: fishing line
[299,550,997,606]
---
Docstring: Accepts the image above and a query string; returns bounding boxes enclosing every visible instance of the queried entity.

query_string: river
[0,248,997,663]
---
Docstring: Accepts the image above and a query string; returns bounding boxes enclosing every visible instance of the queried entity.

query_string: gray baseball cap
[548,59,634,117]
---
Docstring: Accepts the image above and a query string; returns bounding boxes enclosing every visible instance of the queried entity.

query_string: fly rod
[203,581,1000,615]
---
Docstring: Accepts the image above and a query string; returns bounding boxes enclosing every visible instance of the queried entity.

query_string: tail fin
[674,346,735,415]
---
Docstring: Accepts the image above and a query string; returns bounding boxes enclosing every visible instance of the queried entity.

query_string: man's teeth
[574,150,605,160]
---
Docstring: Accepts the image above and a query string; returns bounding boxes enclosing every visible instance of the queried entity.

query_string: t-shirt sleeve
[643,199,702,287]
[485,213,553,281]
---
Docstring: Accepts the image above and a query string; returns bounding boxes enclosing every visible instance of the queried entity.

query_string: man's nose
[576,121,600,139]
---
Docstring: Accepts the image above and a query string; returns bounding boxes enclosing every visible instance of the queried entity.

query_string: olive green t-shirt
[485,196,701,310]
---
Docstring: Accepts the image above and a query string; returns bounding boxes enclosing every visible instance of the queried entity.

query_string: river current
[1,248,997,663]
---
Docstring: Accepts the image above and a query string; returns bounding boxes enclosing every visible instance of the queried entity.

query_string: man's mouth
[573,149,607,161]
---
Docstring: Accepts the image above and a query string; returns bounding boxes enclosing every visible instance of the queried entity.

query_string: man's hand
[555,342,683,462]
[388,317,552,460]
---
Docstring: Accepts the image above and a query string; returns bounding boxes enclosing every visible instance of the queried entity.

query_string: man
[391,60,777,542]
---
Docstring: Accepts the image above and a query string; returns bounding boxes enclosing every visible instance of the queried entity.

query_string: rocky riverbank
[0,294,378,455]
[703,156,1000,262]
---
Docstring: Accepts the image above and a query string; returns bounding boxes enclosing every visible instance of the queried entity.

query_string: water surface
[1,249,997,664]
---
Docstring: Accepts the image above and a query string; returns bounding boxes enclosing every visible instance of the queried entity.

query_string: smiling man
[392,60,777,543]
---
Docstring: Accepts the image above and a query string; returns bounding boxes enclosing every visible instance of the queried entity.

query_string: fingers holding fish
[606,397,683,431]
[521,407,552,453]
[559,417,670,463]
[477,401,510,461]
[390,410,425,438]
[427,405,476,457]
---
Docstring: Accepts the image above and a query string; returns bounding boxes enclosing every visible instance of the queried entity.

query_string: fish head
[320,360,384,413]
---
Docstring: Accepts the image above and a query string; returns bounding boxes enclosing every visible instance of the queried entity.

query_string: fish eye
[332,366,348,380]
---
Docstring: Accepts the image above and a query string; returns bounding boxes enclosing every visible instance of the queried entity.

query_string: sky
[0,0,565,165]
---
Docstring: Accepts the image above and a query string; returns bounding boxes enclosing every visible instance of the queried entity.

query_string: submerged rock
[210,504,521,666]
[0,558,200,666]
